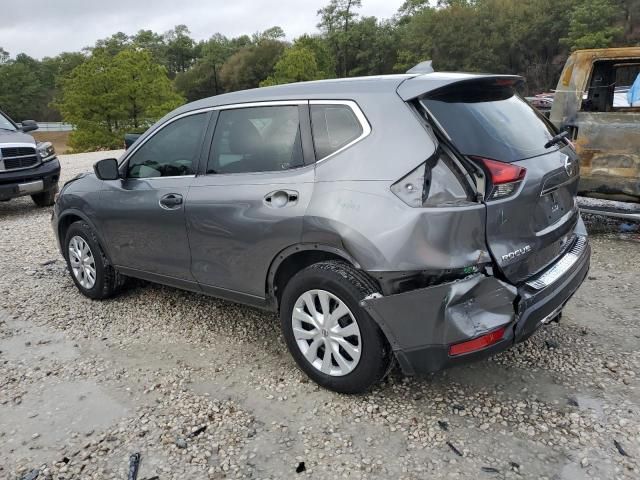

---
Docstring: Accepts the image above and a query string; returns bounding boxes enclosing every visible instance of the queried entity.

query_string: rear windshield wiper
[544,130,569,149]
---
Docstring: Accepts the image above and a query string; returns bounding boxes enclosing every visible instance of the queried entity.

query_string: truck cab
[550,47,640,202]
[0,110,60,206]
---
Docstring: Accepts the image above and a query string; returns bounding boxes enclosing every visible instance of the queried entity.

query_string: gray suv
[52,73,590,393]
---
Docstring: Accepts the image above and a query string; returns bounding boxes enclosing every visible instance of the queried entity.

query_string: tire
[280,260,391,394]
[31,184,58,207]
[64,221,126,300]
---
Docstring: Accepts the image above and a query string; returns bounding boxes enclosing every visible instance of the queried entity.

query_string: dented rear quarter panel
[550,48,640,199]
[304,89,492,273]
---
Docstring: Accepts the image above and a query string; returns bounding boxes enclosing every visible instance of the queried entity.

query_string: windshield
[0,111,17,131]
[421,85,558,162]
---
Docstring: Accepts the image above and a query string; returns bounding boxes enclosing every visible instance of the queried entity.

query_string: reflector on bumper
[448,327,507,356]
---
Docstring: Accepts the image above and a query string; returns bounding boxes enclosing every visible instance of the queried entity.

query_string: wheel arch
[267,243,363,310]
[58,210,113,264]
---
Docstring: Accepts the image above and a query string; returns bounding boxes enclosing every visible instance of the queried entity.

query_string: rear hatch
[419,78,580,284]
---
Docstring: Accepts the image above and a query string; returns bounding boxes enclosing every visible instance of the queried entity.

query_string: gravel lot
[1,151,639,480]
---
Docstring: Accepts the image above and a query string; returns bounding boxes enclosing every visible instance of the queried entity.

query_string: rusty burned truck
[550,47,640,205]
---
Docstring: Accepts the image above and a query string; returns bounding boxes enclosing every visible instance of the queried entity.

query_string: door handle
[264,190,299,208]
[159,193,183,210]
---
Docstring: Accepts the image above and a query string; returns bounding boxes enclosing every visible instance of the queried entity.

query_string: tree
[293,35,335,76]
[253,26,286,42]
[90,32,131,56]
[176,32,272,100]
[38,52,87,121]
[0,60,43,120]
[219,40,286,92]
[317,0,363,77]
[0,47,9,65]
[260,46,327,86]
[164,25,197,76]
[348,17,398,76]
[132,30,168,66]
[615,0,640,44]
[58,49,183,151]
[563,0,624,49]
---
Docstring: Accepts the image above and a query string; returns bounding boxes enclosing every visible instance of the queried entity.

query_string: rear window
[421,86,557,162]
[310,104,363,159]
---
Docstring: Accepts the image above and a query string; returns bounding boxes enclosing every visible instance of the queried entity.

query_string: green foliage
[317,0,363,76]
[348,17,398,76]
[563,0,624,50]
[395,0,585,91]
[260,46,328,86]
[58,49,183,151]
[294,35,336,75]
[174,33,251,101]
[132,30,168,66]
[91,32,131,56]
[219,39,286,91]
[0,59,44,120]
[164,25,198,76]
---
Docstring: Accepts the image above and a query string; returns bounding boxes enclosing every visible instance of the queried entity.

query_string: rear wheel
[64,221,126,299]
[31,184,58,207]
[280,261,391,394]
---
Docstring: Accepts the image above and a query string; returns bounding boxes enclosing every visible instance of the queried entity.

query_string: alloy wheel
[68,235,96,289]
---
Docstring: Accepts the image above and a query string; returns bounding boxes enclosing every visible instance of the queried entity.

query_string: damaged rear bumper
[361,236,590,375]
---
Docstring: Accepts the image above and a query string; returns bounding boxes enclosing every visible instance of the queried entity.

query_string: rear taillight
[472,157,526,200]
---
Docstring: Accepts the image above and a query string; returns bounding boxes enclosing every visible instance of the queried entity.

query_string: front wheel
[64,221,126,299]
[280,261,391,394]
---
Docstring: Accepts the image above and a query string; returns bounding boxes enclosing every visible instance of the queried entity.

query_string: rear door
[186,102,316,300]
[421,80,580,284]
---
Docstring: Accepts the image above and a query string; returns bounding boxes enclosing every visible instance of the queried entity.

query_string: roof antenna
[406,60,434,74]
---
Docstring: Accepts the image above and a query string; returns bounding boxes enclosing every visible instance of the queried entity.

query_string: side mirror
[21,120,38,133]
[94,158,120,181]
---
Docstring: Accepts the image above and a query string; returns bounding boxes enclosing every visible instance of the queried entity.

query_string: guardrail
[34,122,74,132]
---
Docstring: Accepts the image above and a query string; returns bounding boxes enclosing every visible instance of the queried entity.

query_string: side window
[127,113,207,178]
[310,104,363,159]
[582,60,640,112]
[207,106,304,174]
[613,63,640,108]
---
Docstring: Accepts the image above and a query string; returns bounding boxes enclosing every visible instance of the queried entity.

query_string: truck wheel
[31,185,58,207]
[280,260,391,394]
[64,221,126,300]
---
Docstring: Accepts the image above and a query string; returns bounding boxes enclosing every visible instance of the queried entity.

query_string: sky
[1,0,405,59]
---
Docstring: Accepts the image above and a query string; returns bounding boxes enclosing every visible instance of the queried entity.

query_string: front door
[99,111,211,283]
[186,103,315,301]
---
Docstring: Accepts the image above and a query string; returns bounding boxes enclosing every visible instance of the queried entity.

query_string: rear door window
[421,86,557,163]
[207,106,304,174]
[310,104,363,160]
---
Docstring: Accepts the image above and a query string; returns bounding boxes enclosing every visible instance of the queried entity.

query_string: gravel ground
[0,151,639,480]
